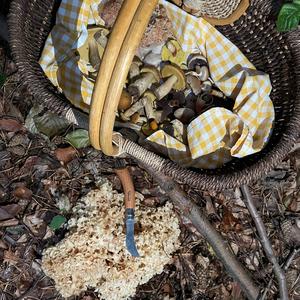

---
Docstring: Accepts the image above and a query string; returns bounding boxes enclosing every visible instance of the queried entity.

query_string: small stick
[240,185,289,300]
[260,248,300,299]
[142,164,260,300]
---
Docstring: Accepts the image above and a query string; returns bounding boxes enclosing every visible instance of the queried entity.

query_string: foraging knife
[114,159,140,257]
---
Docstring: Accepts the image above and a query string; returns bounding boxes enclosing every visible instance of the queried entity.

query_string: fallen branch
[141,164,260,300]
[240,185,288,300]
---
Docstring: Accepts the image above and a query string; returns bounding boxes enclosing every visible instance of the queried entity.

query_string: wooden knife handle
[115,167,135,209]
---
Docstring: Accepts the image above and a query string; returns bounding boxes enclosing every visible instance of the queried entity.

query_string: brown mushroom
[201,80,212,93]
[118,90,133,111]
[154,64,186,100]
[114,120,142,132]
[128,66,160,99]
[130,112,147,125]
[186,72,202,95]
[120,97,146,121]
[143,91,157,121]
[174,107,195,124]
[129,56,143,81]
[187,53,209,81]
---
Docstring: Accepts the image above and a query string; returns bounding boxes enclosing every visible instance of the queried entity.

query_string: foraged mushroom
[201,80,212,93]
[170,119,186,143]
[42,182,180,300]
[114,120,142,132]
[120,98,146,121]
[89,38,101,71]
[94,28,110,48]
[129,56,143,80]
[154,64,186,100]
[118,90,133,111]
[128,66,160,99]
[143,90,157,120]
[187,53,209,81]
[130,112,147,125]
[174,107,195,124]
[186,72,202,95]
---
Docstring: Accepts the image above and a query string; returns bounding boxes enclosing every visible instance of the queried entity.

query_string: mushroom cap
[144,90,157,103]
[118,90,133,111]
[141,66,160,82]
[187,53,208,70]
[161,64,186,91]
[173,107,195,124]
[132,56,143,67]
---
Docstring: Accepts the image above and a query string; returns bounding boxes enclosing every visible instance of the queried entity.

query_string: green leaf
[65,129,90,148]
[277,3,300,32]
[49,215,67,230]
[293,0,300,8]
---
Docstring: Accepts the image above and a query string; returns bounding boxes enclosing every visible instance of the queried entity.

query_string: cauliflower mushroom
[42,181,180,300]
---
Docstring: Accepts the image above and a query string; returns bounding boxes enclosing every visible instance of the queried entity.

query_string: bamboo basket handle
[99,0,159,156]
[89,0,142,150]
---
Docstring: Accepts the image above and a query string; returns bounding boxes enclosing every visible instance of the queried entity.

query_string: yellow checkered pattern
[39,0,274,169]
[147,1,274,169]
[39,0,104,112]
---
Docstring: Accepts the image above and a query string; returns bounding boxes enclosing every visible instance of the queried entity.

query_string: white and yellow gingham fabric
[39,0,274,169]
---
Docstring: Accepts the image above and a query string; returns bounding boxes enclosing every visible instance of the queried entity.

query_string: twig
[142,164,260,300]
[240,185,289,300]
[260,248,300,300]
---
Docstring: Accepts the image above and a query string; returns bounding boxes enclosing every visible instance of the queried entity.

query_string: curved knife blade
[125,208,140,257]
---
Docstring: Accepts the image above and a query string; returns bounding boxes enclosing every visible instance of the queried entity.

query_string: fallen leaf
[221,207,239,232]
[0,219,19,227]
[0,118,24,132]
[54,146,77,164]
[34,112,69,137]
[23,214,46,236]
[66,129,90,149]
[0,207,13,221]
[3,204,21,216]
[49,215,67,230]
[3,249,20,264]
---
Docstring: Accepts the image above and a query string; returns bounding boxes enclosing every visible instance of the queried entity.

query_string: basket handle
[89,0,159,155]
[89,0,142,150]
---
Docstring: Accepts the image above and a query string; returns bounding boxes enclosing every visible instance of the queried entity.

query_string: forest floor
[0,40,299,300]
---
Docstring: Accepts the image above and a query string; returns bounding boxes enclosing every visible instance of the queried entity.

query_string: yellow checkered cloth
[39,0,274,169]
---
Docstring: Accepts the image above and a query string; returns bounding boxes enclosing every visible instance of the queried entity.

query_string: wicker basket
[8,0,300,191]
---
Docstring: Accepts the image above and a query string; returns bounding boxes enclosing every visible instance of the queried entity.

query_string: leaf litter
[0,34,299,300]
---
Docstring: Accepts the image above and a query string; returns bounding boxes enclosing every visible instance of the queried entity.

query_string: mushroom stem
[129,62,140,80]
[128,73,155,99]
[154,74,178,100]
[121,98,146,121]
[114,120,142,132]
[89,39,101,71]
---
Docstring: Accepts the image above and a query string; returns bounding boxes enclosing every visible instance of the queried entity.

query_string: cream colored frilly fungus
[42,180,180,300]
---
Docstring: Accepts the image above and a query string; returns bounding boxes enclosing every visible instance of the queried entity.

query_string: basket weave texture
[8,0,300,191]
[186,0,241,19]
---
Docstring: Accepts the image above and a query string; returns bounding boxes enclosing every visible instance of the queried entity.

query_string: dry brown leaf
[3,249,21,264]
[0,218,19,227]
[13,186,33,200]
[3,204,21,216]
[54,146,77,164]
[221,207,239,232]
[0,118,24,132]
[0,207,13,221]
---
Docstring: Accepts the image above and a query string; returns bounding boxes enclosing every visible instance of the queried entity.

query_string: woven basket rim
[7,0,300,190]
